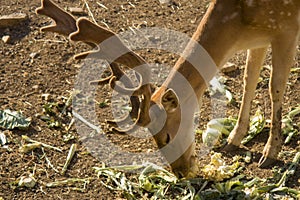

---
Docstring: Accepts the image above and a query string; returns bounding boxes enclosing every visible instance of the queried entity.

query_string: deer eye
[165,133,171,144]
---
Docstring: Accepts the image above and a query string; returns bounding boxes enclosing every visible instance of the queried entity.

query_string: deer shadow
[0,17,31,44]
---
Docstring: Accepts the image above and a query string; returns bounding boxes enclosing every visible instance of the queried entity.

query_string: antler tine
[106,93,139,127]
[36,0,96,48]
[109,121,140,134]
[90,62,135,87]
[109,87,152,134]
[96,63,140,127]
[35,0,77,36]
[89,75,113,85]
[70,18,114,44]
[107,86,151,134]
[69,17,126,61]
[109,73,143,96]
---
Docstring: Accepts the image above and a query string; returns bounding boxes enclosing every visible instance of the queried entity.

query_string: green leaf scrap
[0,109,31,130]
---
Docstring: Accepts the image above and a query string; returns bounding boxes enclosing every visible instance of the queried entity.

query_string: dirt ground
[0,0,299,199]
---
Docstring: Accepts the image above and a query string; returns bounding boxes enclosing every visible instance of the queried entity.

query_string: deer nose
[173,166,198,178]
[174,171,185,179]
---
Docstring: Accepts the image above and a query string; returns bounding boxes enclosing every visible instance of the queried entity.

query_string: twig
[22,135,63,152]
[96,2,108,10]
[66,118,75,131]
[83,0,97,24]
[128,2,136,8]
[72,111,101,134]
[100,21,110,29]
[42,147,60,173]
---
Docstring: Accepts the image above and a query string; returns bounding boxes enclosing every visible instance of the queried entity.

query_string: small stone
[2,35,10,43]
[22,72,29,77]
[18,176,36,188]
[221,62,237,73]
[159,0,172,4]
[69,7,86,15]
[0,13,28,28]
[41,93,50,101]
[29,52,39,59]
[0,131,7,146]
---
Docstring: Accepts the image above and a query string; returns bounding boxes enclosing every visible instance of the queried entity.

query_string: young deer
[36,0,300,178]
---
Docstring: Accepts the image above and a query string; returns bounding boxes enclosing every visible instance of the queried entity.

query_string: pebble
[41,93,50,101]
[159,0,172,4]
[30,52,39,59]
[2,35,10,43]
[32,85,39,90]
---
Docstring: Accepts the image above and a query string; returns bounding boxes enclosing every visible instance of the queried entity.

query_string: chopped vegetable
[202,152,240,181]
[21,135,62,152]
[202,118,236,147]
[61,144,77,175]
[0,109,31,130]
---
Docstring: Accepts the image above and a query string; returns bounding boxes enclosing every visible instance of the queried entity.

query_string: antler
[36,0,152,132]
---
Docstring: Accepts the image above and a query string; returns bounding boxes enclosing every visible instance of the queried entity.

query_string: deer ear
[161,89,179,113]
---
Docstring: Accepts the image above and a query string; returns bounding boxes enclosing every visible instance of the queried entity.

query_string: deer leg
[225,47,267,150]
[258,33,298,167]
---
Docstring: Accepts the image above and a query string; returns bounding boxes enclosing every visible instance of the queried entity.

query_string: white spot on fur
[283,0,292,5]
[221,12,238,23]
[246,0,254,6]
[269,18,275,23]
[216,5,223,12]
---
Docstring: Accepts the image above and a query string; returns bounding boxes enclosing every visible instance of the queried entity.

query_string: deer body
[36,0,300,177]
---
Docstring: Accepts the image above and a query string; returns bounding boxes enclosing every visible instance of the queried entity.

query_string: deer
[36,0,300,178]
